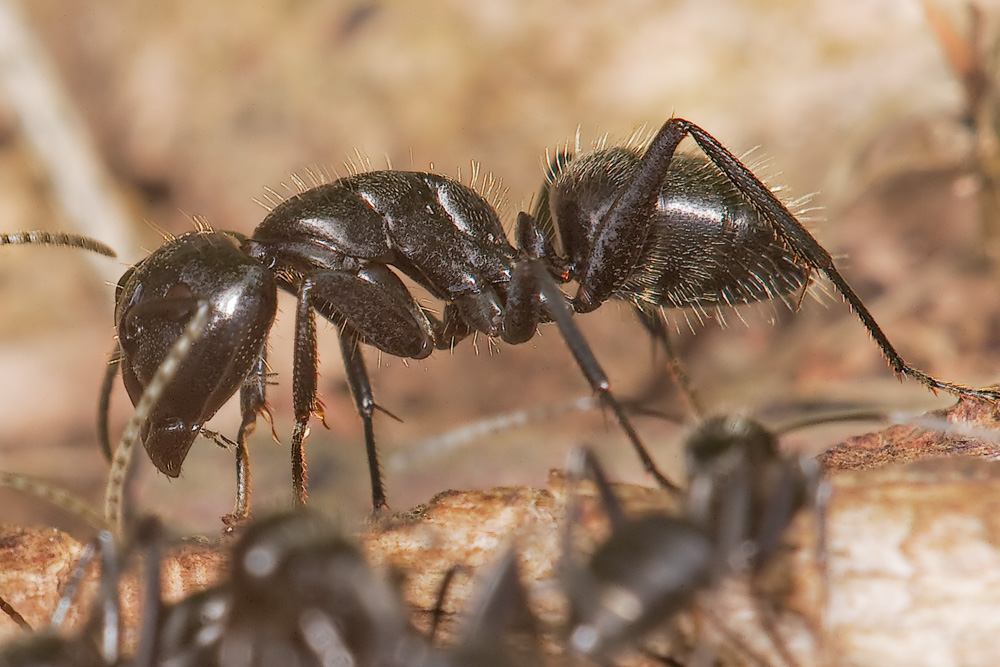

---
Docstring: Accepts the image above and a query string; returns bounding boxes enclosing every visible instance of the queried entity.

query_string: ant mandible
[99,118,1000,521]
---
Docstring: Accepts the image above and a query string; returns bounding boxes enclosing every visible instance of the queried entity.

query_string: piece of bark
[3,406,1000,665]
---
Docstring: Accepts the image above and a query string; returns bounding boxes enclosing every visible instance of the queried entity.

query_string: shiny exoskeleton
[102,118,1000,520]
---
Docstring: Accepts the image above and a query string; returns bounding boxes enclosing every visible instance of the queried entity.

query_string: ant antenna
[104,302,210,538]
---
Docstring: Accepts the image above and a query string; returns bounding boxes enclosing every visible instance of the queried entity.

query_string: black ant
[99,118,1000,523]
[560,406,864,664]
[155,509,422,667]
[155,509,542,667]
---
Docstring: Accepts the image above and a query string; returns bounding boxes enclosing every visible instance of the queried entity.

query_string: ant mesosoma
[99,118,1000,522]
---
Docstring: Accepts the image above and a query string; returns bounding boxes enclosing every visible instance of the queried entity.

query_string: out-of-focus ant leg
[634,307,705,417]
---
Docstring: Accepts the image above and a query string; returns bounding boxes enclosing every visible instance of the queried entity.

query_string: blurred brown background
[1,0,999,535]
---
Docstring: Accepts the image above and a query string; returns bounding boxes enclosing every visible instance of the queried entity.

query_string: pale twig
[0,0,137,281]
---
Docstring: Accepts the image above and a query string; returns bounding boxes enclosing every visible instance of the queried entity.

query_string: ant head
[685,414,779,475]
[114,231,277,477]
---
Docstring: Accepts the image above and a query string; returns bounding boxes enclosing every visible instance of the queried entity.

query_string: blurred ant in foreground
[99,118,1000,523]
[559,405,875,665]
[155,510,542,667]
[0,509,543,667]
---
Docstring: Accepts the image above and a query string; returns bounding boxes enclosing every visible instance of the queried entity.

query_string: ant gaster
[101,118,1000,520]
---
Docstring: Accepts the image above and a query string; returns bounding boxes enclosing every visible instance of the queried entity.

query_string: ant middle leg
[338,326,392,512]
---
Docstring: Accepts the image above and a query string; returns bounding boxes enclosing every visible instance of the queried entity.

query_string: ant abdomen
[548,148,809,312]
[115,230,277,477]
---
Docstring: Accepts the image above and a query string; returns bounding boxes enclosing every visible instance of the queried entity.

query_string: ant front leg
[293,265,434,510]
[97,342,123,462]
[508,212,680,492]
[291,282,321,507]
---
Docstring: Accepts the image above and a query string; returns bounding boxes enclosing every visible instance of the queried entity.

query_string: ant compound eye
[163,283,197,321]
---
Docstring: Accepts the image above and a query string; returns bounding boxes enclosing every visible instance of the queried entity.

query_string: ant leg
[298,267,432,509]
[291,282,320,507]
[97,343,122,462]
[498,259,541,345]
[513,216,679,491]
[669,118,1000,402]
[429,565,463,642]
[633,307,705,417]
[338,327,389,511]
[93,530,121,663]
[458,548,538,654]
[226,351,272,524]
[566,447,627,529]
[132,518,164,667]
[0,594,30,631]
